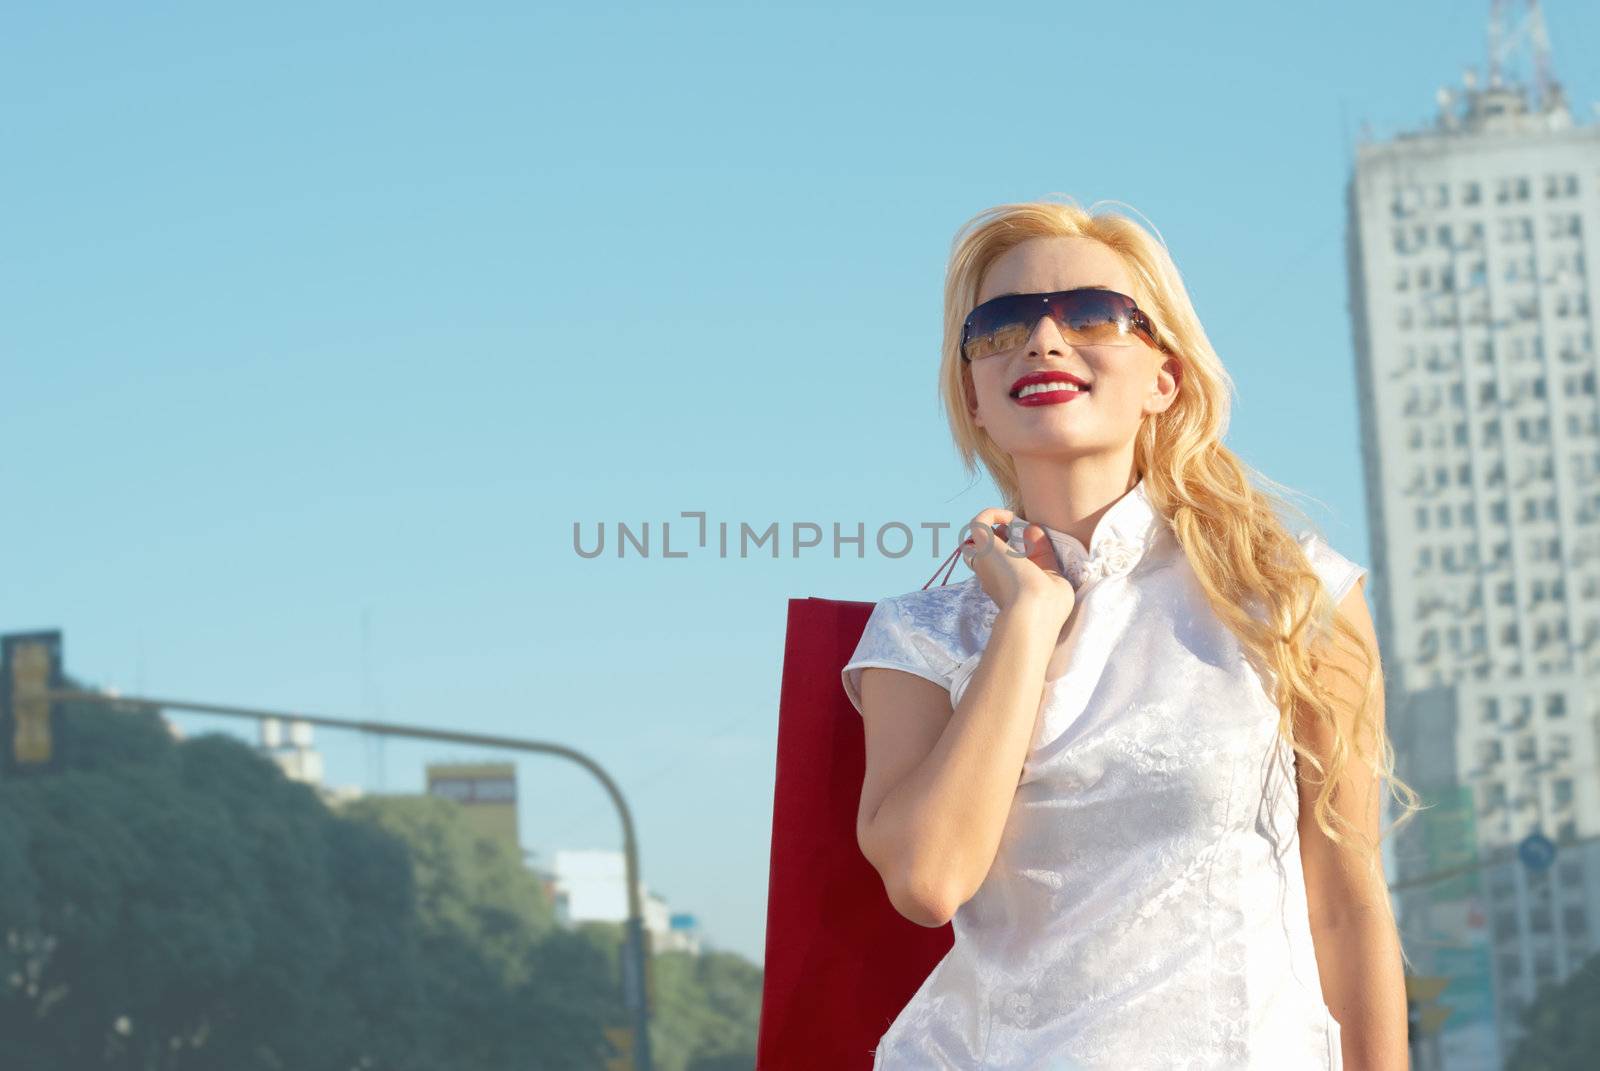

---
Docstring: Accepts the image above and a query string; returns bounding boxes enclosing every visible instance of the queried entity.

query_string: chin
[992,432,1098,458]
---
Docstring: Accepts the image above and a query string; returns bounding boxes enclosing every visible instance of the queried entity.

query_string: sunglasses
[961,287,1173,362]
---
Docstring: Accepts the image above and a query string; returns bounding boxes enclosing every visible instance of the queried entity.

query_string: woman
[840,198,1420,1069]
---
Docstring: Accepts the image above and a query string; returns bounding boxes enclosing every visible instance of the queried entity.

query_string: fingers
[961,509,1012,550]
[960,508,1029,568]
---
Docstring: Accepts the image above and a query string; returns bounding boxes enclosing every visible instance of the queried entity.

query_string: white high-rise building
[1344,18,1600,1070]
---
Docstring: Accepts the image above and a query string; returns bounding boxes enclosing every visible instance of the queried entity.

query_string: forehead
[975,237,1139,305]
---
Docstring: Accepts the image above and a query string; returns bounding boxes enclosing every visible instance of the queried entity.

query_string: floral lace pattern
[844,481,1365,1069]
[1058,535,1141,590]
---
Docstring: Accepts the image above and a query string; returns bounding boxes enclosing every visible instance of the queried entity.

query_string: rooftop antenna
[1488,0,1565,112]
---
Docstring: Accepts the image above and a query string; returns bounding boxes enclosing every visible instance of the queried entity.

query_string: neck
[1014,452,1140,549]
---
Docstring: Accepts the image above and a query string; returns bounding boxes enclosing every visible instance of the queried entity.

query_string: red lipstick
[1010,369,1091,407]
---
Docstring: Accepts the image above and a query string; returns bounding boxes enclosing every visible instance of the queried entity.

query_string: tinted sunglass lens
[963,291,1140,358]
[1053,291,1138,345]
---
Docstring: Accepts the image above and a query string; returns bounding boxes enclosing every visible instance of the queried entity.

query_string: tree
[340,795,612,1069]
[649,949,762,1071]
[1507,948,1600,1071]
[0,682,760,1070]
[0,690,612,1069]
[0,691,428,1070]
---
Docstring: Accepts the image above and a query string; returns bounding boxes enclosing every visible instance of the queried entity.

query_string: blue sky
[4,2,1596,964]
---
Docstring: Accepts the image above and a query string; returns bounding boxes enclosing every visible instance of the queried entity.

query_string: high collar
[1006,478,1165,589]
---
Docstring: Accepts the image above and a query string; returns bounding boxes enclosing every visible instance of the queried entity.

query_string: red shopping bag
[756,595,955,1070]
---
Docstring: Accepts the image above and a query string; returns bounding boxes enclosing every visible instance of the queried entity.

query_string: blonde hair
[939,195,1422,953]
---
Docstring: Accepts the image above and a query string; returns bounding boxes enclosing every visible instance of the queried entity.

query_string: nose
[1025,314,1069,356]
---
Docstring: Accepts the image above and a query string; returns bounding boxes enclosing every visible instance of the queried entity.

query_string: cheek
[1089,367,1146,405]
[973,372,1009,416]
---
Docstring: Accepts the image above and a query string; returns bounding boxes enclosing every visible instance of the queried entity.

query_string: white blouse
[841,479,1366,1070]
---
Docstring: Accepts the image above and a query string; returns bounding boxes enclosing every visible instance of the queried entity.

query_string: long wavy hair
[939,196,1422,942]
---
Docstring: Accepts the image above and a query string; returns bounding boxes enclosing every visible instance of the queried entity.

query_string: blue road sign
[1518,832,1557,872]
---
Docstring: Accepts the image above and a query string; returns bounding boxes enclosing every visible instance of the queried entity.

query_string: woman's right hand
[959,508,1077,630]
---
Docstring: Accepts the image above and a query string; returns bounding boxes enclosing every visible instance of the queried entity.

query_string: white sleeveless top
[841,479,1365,1070]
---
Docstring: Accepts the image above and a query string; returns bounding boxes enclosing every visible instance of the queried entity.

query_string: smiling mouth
[1009,369,1092,398]
[1012,381,1090,400]
[1009,370,1092,407]
[1012,383,1090,407]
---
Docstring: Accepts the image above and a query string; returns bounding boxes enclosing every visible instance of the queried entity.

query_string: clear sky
[4,2,1597,965]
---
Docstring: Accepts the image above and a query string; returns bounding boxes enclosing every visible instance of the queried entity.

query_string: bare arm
[1299,577,1409,1070]
[857,599,1063,925]
[856,511,1074,926]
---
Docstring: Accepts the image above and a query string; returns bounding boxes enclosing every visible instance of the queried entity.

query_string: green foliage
[0,686,762,1069]
[338,794,554,985]
[648,949,763,1071]
[0,695,429,1070]
[1506,949,1600,1071]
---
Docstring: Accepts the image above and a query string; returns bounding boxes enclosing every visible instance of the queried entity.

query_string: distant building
[1344,18,1599,1069]
[426,761,520,857]
[551,848,702,954]
[321,784,366,807]
[260,716,325,786]
[257,717,365,807]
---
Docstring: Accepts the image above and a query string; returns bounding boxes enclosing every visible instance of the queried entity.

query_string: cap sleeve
[840,595,962,717]
[1297,530,1368,607]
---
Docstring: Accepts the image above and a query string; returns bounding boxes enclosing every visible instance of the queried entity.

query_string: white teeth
[1016,381,1088,398]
